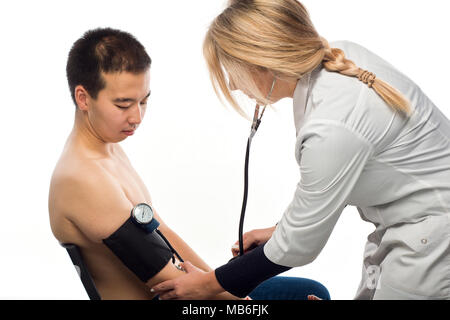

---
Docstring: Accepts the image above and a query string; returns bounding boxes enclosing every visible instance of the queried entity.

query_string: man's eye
[115,105,129,109]
[140,100,148,106]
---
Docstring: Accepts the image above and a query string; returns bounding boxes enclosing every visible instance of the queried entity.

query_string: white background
[0,0,448,300]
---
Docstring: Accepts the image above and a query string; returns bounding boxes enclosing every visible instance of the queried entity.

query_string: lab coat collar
[293,73,311,136]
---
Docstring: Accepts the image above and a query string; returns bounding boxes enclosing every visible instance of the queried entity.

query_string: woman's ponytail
[321,38,412,117]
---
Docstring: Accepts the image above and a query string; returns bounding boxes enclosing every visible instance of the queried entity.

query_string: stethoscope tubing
[238,137,252,256]
[237,77,277,257]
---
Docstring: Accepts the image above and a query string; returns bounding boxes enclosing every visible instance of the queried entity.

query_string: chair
[60,243,101,300]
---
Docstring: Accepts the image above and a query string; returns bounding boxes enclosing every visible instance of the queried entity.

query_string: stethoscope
[233,77,277,260]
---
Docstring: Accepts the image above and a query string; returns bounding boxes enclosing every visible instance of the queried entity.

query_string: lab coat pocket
[380,215,450,298]
[398,215,449,255]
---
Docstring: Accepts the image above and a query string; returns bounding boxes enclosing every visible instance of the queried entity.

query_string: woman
[152,0,450,299]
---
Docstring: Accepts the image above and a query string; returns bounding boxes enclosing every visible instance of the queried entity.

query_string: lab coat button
[421,239,428,244]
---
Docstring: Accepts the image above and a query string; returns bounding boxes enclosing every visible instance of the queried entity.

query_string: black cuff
[103,218,173,283]
[215,244,291,298]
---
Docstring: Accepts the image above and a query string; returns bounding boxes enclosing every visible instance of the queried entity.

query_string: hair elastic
[357,69,376,88]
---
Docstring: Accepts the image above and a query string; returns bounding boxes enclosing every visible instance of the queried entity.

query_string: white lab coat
[264,40,450,299]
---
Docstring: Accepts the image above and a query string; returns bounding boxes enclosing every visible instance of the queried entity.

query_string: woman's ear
[74,85,90,111]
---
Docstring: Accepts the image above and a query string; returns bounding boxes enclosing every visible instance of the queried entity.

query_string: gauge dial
[133,203,154,224]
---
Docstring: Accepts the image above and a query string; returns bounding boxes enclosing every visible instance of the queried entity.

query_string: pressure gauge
[131,203,154,224]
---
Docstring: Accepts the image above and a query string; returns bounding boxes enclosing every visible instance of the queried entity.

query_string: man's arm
[63,168,187,283]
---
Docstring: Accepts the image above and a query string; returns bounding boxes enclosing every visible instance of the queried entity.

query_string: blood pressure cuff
[102,217,173,283]
[215,243,291,298]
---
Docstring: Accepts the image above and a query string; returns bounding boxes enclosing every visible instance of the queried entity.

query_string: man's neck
[68,111,116,159]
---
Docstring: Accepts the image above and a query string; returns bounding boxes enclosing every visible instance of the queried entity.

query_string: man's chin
[110,136,129,143]
[113,131,136,143]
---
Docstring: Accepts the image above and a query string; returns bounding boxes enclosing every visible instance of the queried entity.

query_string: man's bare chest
[100,156,150,206]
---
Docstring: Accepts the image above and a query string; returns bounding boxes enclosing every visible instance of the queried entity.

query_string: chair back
[61,243,101,300]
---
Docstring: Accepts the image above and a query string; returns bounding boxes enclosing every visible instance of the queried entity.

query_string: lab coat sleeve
[264,121,374,267]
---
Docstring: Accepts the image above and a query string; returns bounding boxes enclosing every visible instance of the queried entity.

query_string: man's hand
[231,226,276,257]
[151,261,224,300]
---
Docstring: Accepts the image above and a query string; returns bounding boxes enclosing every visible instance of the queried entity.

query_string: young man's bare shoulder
[49,156,106,211]
[49,155,132,244]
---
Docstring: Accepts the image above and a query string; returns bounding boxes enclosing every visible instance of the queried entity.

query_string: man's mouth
[122,130,135,136]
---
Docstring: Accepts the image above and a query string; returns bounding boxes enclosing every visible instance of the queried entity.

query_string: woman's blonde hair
[203,0,412,118]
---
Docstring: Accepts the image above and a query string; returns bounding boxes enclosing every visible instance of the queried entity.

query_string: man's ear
[75,85,91,111]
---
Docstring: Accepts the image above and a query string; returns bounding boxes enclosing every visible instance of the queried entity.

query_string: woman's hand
[231,226,276,257]
[151,261,224,300]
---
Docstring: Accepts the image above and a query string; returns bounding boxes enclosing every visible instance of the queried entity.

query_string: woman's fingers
[231,244,240,257]
[159,290,180,300]
[231,231,258,256]
[152,265,217,300]
[151,279,176,295]
[180,261,196,273]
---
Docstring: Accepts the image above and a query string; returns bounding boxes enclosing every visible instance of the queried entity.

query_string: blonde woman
[152,0,450,300]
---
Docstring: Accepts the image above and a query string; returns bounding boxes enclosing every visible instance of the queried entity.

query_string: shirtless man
[48,28,237,300]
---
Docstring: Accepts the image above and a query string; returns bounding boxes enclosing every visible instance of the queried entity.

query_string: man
[48,28,237,300]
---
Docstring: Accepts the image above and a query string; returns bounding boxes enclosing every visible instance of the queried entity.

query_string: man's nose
[128,104,143,125]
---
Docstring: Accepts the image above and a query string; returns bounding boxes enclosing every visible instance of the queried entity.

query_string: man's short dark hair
[66,27,151,106]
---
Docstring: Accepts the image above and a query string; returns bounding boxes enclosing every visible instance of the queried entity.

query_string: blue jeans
[248,276,331,300]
